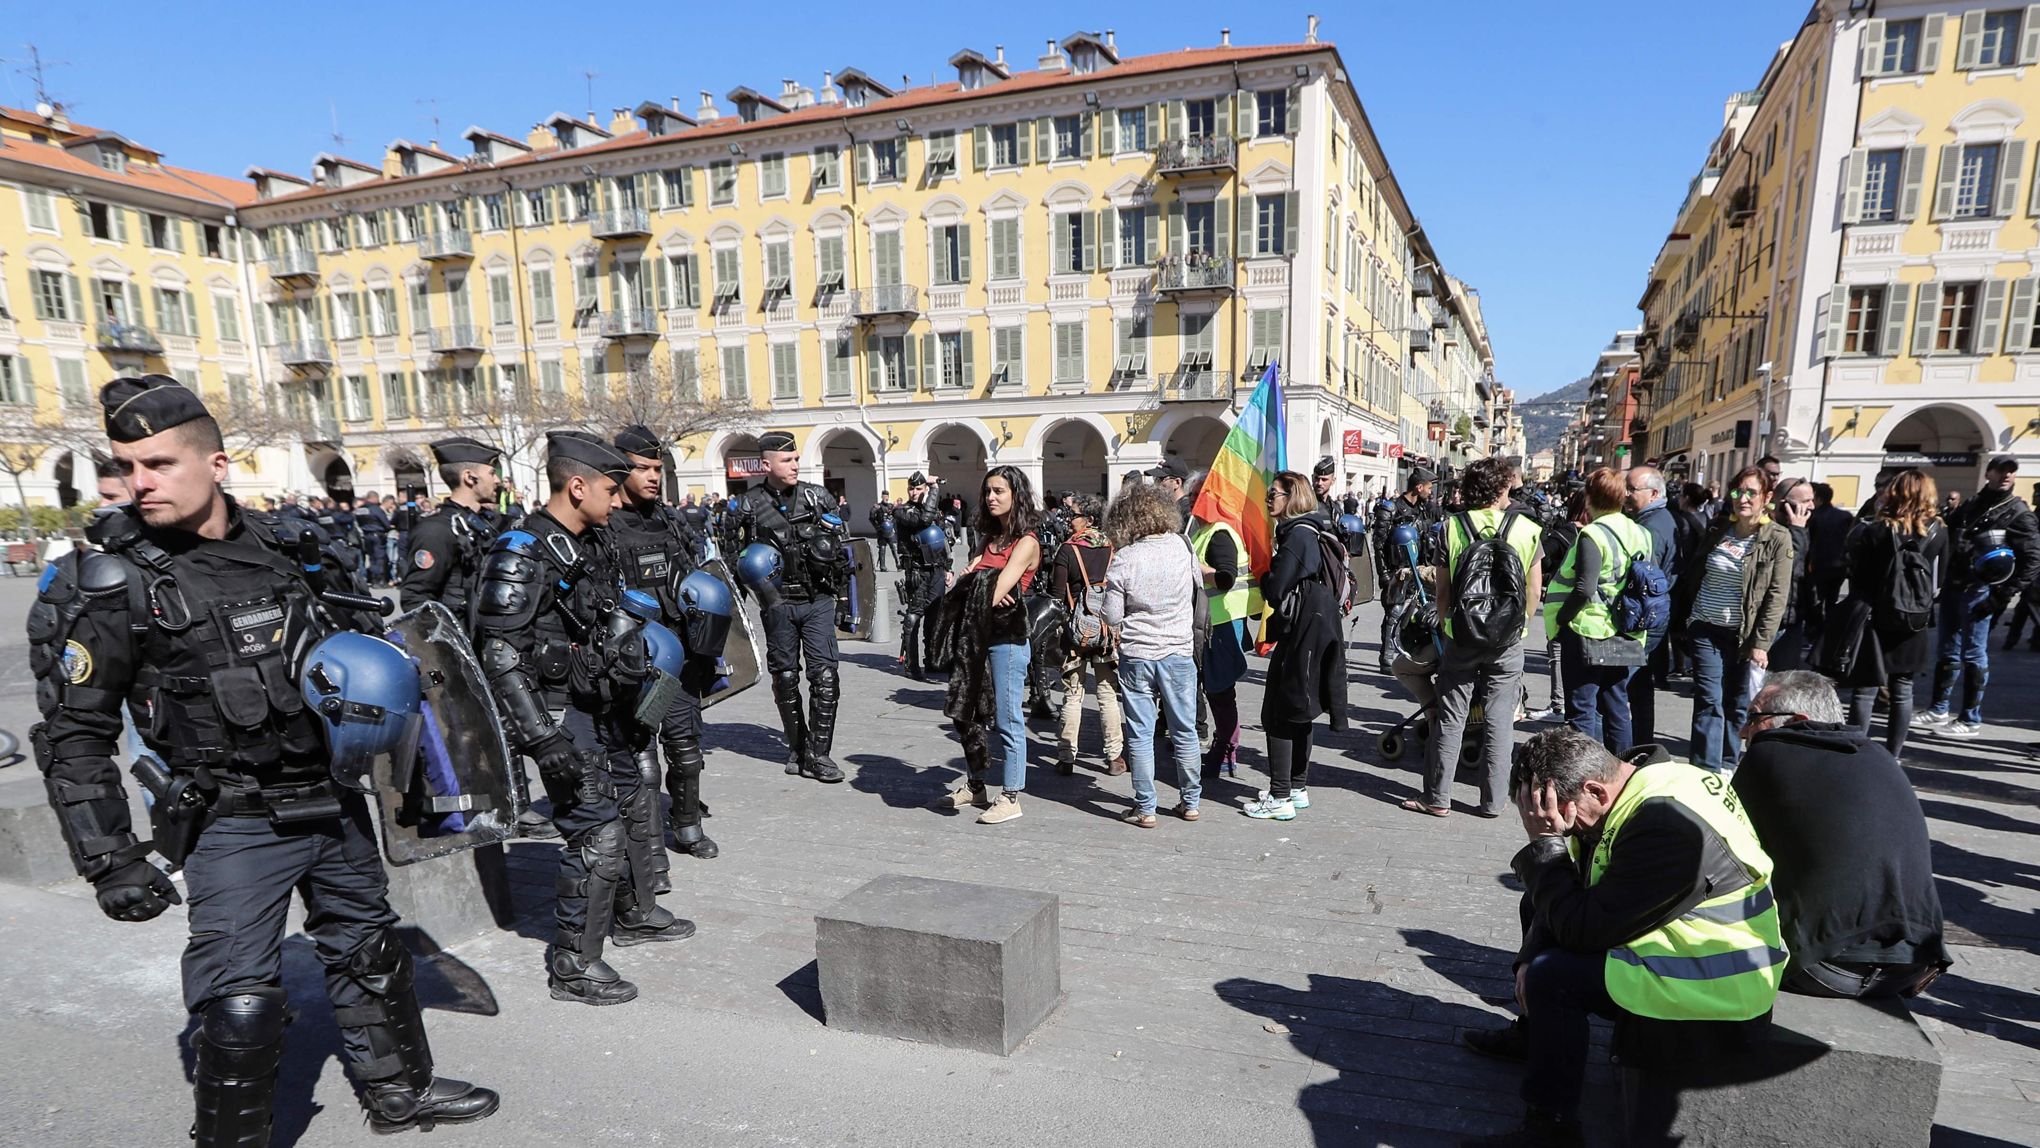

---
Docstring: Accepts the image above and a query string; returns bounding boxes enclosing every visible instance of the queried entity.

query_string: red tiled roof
[0,131,256,208]
[0,104,102,138]
[256,42,1327,205]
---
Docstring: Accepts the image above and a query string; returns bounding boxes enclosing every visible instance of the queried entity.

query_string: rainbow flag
[1189,362,1286,576]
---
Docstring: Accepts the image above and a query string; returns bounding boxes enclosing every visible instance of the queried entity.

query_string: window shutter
[1994,140,2025,218]
[127,282,146,326]
[961,330,976,387]
[1215,93,1232,141]
[1083,210,1099,271]
[1282,191,1300,255]
[1099,209,1117,271]
[1144,206,1159,263]
[1236,92,1254,141]
[1035,117,1053,163]
[906,333,925,391]
[1860,19,1888,78]
[1824,289,1850,359]
[957,224,972,282]
[2032,146,2040,215]
[1239,197,1256,258]
[1842,150,1868,223]
[1920,15,1945,71]
[1285,85,1302,136]
[1216,198,1233,258]
[1100,107,1117,155]
[973,126,989,172]
[1147,102,1164,145]
[865,334,881,391]
[856,142,871,186]
[654,257,670,310]
[1879,287,1911,357]
[2023,5,2040,65]
[1081,110,1095,157]
[1015,122,1030,165]
[1168,200,1186,254]
[1931,144,1963,219]
[1977,279,2010,352]
[2004,276,2038,352]
[1900,145,1928,220]
[1912,281,1941,356]
[1957,9,1984,69]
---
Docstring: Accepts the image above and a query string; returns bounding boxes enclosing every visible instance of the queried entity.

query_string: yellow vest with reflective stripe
[1544,513,1652,641]
[1578,761,1787,1022]
[1192,521,1260,623]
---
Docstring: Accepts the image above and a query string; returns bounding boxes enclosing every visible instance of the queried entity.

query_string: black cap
[102,374,211,443]
[1145,458,1189,482]
[1407,467,1436,488]
[1313,456,1337,478]
[908,471,929,487]
[1988,454,2019,474]
[614,424,663,458]
[757,430,798,453]
[546,431,631,480]
[428,436,498,467]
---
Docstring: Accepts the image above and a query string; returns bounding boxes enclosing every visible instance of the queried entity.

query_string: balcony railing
[427,325,485,353]
[96,320,163,354]
[303,413,342,443]
[267,250,320,280]
[1162,369,1235,402]
[591,206,651,238]
[278,339,332,367]
[1155,254,1233,293]
[599,308,659,338]
[1154,135,1235,174]
[848,284,920,319]
[417,230,474,260]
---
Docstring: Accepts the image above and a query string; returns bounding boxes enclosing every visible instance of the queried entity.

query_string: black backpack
[1448,511,1528,650]
[1881,523,1937,633]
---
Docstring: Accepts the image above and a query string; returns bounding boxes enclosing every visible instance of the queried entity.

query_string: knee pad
[663,737,703,778]
[343,927,411,990]
[580,820,627,881]
[771,669,802,699]
[199,987,290,1076]
[635,748,660,790]
[811,667,840,701]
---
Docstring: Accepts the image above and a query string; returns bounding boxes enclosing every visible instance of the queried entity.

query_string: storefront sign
[1386,443,1405,459]
[1882,451,1978,468]
[1427,421,1448,443]
[1341,429,1365,455]
[725,457,768,479]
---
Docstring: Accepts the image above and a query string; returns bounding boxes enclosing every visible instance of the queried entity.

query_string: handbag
[1581,635,1645,667]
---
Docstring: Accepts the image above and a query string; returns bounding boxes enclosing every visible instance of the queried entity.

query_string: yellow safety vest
[1577,761,1787,1022]
[1192,521,1260,623]
[1544,513,1652,642]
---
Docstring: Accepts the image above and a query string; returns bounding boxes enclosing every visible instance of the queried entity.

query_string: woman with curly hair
[1101,482,1203,826]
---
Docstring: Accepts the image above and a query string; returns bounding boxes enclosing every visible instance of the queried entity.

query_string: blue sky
[6,1,1809,401]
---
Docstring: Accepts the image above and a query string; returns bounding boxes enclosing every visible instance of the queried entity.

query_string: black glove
[94,859,183,923]
[836,599,855,632]
[537,743,613,805]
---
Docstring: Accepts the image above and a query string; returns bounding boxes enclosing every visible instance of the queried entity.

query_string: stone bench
[1620,992,1941,1147]
[815,873,1061,1056]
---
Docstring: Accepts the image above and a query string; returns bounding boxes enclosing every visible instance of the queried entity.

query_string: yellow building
[1639,1,2040,508]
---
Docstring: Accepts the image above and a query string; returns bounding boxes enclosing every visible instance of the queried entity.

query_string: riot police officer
[893,472,949,680]
[1310,455,1342,531]
[611,426,723,862]
[28,376,497,1143]
[1370,467,1439,672]
[472,432,693,1008]
[869,495,898,572]
[732,430,853,783]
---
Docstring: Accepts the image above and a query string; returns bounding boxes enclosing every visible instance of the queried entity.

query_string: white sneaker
[1289,789,1311,810]
[1242,793,1295,821]
[1911,710,1951,729]
[1943,720,1983,738]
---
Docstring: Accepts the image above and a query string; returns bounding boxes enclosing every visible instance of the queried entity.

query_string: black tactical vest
[442,505,500,618]
[737,481,841,601]
[607,502,695,621]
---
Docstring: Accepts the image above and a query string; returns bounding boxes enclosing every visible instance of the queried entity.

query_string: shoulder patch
[62,639,94,684]
[412,548,435,570]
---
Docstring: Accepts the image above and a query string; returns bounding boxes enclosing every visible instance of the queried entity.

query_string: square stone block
[816,873,1060,1056]
[1621,993,1941,1147]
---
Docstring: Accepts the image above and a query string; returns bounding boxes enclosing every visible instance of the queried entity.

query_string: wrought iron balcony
[1154,135,1235,175]
[303,413,342,444]
[1411,267,1436,297]
[599,308,659,339]
[1162,369,1235,402]
[591,206,651,239]
[1155,254,1233,294]
[267,250,320,281]
[278,339,332,367]
[426,325,486,353]
[417,230,474,260]
[848,284,920,320]
[96,320,162,355]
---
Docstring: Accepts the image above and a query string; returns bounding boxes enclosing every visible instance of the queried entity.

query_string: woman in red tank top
[940,465,1042,824]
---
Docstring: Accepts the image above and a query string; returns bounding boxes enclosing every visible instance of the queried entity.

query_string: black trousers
[763,597,839,679]
[180,792,399,1074]
[552,706,632,937]
[1518,945,1625,1119]
[1630,628,1671,747]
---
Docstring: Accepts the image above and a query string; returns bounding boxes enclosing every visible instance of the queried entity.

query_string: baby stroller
[1374,526,1487,772]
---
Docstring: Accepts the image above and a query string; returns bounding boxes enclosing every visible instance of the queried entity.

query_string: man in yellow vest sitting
[1460,728,1786,1148]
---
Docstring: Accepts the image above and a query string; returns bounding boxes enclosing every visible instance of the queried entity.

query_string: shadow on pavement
[776,958,826,1025]
[846,753,960,809]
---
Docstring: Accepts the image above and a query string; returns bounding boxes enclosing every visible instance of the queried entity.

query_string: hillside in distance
[1519,377,1592,457]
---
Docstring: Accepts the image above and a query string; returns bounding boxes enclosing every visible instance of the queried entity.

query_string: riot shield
[700,556,762,708]
[378,602,518,865]
[1347,533,1377,606]
[840,537,879,641]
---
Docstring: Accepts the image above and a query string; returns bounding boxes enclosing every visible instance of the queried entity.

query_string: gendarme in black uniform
[471,432,693,1007]
[610,426,720,863]
[893,473,948,680]
[27,376,495,1144]
[733,431,853,783]
[1370,468,1441,673]
[399,436,501,620]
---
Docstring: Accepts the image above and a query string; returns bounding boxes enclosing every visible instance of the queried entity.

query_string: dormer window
[846,86,866,109]
[1072,48,1098,75]
[960,64,983,91]
[400,153,419,176]
[557,125,578,149]
[99,147,127,174]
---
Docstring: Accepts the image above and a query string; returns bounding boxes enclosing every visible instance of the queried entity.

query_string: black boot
[548,825,637,1005]
[901,612,927,681]
[612,902,698,946]
[663,737,719,859]
[802,669,846,783]
[510,758,559,838]
[771,670,808,776]
[363,1077,500,1135]
[191,987,288,1148]
[333,931,499,1134]
[546,944,639,1005]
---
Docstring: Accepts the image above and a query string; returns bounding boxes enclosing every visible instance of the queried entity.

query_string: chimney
[1104,29,1115,51]
[1221,27,1231,47]
[670,95,682,112]
[994,45,1005,66]
[696,90,720,122]
[819,71,839,104]
[609,107,635,135]
[1038,38,1065,71]
[1306,14,1320,43]
[527,124,555,151]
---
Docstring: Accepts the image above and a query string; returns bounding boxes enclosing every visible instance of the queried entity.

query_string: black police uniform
[28,376,494,1144]
[1370,490,1439,671]
[358,500,392,584]
[400,502,499,618]
[734,467,852,782]
[470,434,691,1008]
[869,500,897,571]
[893,484,948,680]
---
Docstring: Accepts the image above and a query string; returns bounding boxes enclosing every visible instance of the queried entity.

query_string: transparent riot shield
[700,557,762,708]
[379,602,517,865]
[840,537,879,641]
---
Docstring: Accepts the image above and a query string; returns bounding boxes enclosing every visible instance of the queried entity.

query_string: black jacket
[1842,520,1947,678]
[1946,487,2040,609]
[1261,517,1349,732]
[1733,723,1949,977]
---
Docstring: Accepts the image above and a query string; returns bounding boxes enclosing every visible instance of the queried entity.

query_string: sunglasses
[1728,489,1764,501]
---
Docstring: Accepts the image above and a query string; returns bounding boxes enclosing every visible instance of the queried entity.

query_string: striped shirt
[1693,533,1752,628]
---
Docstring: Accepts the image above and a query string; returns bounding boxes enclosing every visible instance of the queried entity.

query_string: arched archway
[716,431,763,496]
[923,422,989,506]
[1040,419,1109,499]
[811,426,879,524]
[309,449,354,499]
[1881,403,1992,494]
[1163,415,1230,476]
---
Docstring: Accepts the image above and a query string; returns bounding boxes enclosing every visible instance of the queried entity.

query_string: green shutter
[1235,92,1253,141]
[1977,278,2010,352]
[1899,145,1927,221]
[1285,85,1301,136]
[1083,210,1099,272]
[1015,121,1030,165]
[1144,206,1159,264]
[1860,19,1888,77]
[1098,209,1117,271]
[1994,141,2025,218]
[1215,198,1232,258]
[1035,117,1053,164]
[2004,277,2037,352]
[904,334,921,391]
[973,126,989,171]
[1920,14,1945,70]
[1282,192,1300,255]
[1842,150,1868,223]
[1912,281,1940,355]
[1147,102,1164,145]
[1878,286,1910,357]
[1080,111,1095,157]
[2022,4,2040,64]
[865,334,881,391]
[1932,144,1962,219]
[1099,107,1116,154]
[1168,200,1186,254]
[856,142,871,186]
[961,330,975,386]
[957,224,972,282]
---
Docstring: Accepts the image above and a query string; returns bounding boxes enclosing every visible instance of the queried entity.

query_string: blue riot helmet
[677,569,734,657]
[301,631,425,794]
[913,524,948,565]
[619,588,661,623]
[1973,528,2017,585]
[735,542,783,591]
[1337,513,1367,546]
[633,617,687,726]
[1389,523,1422,573]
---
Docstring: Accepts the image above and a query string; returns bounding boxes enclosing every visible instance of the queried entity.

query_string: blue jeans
[1117,654,1203,814]
[1686,621,1751,772]
[1928,586,1994,724]
[1559,633,1633,756]
[1520,946,1624,1120]
[988,641,1031,792]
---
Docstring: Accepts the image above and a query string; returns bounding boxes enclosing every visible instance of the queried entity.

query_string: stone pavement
[0,579,2035,1146]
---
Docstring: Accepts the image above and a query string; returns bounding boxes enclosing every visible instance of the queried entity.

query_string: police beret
[1313,456,1337,477]
[757,430,798,453]
[428,436,498,467]
[1407,467,1436,487]
[546,430,632,479]
[614,424,663,458]
[101,374,211,443]
[908,471,929,487]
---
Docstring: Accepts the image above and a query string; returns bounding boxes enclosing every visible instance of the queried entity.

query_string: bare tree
[574,356,754,458]
[211,385,311,471]
[0,405,104,509]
